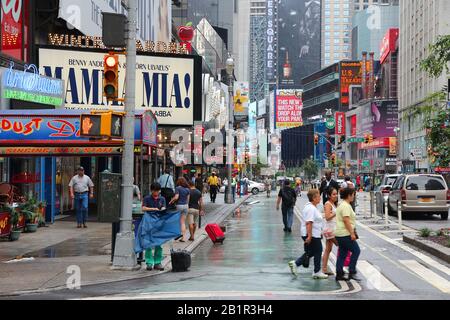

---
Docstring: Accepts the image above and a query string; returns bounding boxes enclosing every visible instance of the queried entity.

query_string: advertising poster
[1,0,29,61]
[234,81,250,120]
[276,89,303,129]
[39,48,200,126]
[335,112,346,135]
[358,100,399,138]
[277,0,321,89]
[340,61,362,111]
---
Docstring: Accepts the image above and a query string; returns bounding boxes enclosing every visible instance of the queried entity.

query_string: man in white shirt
[288,189,328,279]
[69,167,94,229]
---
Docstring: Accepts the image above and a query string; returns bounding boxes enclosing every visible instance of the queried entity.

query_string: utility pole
[112,0,139,270]
[226,55,235,204]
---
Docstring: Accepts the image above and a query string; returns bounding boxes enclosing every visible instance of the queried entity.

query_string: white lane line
[399,260,450,294]
[357,260,400,292]
[356,221,450,276]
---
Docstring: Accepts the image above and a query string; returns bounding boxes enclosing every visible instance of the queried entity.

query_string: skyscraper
[249,1,267,102]
[321,0,353,68]
[398,0,450,171]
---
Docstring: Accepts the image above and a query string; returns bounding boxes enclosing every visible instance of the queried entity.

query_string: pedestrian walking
[276,180,297,233]
[335,187,361,281]
[319,170,340,205]
[264,177,272,198]
[170,177,190,242]
[288,189,328,279]
[195,174,204,194]
[231,175,237,202]
[340,176,356,210]
[69,166,94,229]
[207,172,220,203]
[187,181,203,241]
[322,187,339,276]
[295,178,302,197]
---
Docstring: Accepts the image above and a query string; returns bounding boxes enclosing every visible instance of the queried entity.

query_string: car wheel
[387,202,395,216]
[252,188,259,195]
[441,212,448,220]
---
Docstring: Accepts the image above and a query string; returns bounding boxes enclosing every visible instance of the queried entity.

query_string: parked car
[219,180,266,195]
[375,174,401,214]
[388,174,450,220]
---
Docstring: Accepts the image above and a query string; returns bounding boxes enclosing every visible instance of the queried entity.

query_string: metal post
[384,197,390,229]
[227,82,234,204]
[370,191,374,219]
[397,200,403,234]
[112,0,138,270]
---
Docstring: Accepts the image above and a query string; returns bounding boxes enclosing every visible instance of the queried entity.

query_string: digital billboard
[277,0,321,89]
[275,89,303,129]
[358,100,399,138]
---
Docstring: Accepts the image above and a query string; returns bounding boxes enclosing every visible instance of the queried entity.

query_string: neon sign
[1,62,65,106]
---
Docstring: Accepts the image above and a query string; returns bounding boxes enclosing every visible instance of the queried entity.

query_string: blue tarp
[135,211,181,253]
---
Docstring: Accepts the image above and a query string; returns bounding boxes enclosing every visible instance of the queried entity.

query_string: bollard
[370,191,374,219]
[384,198,390,229]
[397,200,403,234]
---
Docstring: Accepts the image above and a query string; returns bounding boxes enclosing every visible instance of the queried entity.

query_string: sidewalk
[0,193,250,296]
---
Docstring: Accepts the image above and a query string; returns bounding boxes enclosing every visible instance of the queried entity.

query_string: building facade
[399,0,450,171]
[249,1,267,103]
[352,4,399,61]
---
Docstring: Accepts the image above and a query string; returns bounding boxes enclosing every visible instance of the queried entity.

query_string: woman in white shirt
[288,189,328,280]
[322,187,338,276]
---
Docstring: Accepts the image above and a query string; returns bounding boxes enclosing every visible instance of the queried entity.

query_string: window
[406,176,446,191]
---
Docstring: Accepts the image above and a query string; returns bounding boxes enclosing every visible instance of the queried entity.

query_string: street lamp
[226,55,235,204]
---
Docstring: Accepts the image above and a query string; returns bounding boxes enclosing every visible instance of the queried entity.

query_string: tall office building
[353,0,398,11]
[249,1,267,102]
[233,0,251,83]
[321,0,353,68]
[399,0,450,171]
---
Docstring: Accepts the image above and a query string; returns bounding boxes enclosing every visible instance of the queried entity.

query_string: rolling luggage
[171,249,191,272]
[205,223,225,244]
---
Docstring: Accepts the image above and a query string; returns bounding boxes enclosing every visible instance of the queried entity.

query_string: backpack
[281,188,296,208]
[161,175,177,211]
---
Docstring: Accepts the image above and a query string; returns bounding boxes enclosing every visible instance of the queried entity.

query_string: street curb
[403,235,450,264]
[0,196,251,297]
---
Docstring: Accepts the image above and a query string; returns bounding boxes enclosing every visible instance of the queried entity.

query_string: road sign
[325,118,335,130]
[348,137,365,143]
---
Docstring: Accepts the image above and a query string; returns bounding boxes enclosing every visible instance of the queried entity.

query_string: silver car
[375,174,401,214]
[388,174,450,220]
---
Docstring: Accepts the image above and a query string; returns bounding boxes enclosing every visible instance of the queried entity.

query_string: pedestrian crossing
[328,251,450,294]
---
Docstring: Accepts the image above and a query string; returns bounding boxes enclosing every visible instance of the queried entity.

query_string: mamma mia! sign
[39,48,201,126]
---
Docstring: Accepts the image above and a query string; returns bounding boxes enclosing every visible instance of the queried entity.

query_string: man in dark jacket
[319,170,340,205]
[277,180,297,233]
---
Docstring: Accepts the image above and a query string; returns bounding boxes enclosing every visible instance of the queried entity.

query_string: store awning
[0,109,158,156]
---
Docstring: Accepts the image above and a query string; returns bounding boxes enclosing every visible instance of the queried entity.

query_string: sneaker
[288,260,298,277]
[323,270,335,276]
[154,264,165,271]
[146,265,154,271]
[313,271,329,280]
[288,228,292,233]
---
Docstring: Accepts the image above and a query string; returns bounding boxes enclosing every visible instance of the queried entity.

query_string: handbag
[161,176,177,211]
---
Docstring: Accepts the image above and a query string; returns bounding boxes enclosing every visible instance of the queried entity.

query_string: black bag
[161,176,177,211]
[171,250,191,272]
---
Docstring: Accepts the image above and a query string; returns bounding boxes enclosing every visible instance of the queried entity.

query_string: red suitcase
[205,224,225,244]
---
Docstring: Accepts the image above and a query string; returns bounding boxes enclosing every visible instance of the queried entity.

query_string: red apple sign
[178,25,195,42]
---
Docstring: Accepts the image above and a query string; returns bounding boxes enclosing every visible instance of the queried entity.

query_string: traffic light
[331,153,336,166]
[364,134,369,144]
[368,134,374,144]
[103,54,119,100]
[339,135,345,144]
[80,112,123,138]
[314,134,319,145]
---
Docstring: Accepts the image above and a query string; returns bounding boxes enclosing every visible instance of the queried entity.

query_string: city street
[6,193,449,300]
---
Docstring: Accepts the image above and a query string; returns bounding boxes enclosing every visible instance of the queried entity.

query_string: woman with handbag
[335,187,361,282]
[170,177,190,242]
[322,187,338,276]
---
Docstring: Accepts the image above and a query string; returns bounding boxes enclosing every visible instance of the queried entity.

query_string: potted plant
[22,210,39,233]
[37,201,47,227]
[9,207,21,241]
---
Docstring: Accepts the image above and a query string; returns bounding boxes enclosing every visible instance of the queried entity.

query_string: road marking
[356,221,450,276]
[399,260,450,294]
[357,260,400,292]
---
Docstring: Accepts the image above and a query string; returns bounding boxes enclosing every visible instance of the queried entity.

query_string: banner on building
[58,0,171,43]
[1,0,29,61]
[359,100,399,138]
[234,82,249,120]
[266,0,277,82]
[39,48,201,126]
[335,112,346,135]
[275,90,303,129]
[277,0,321,89]
[340,61,362,111]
